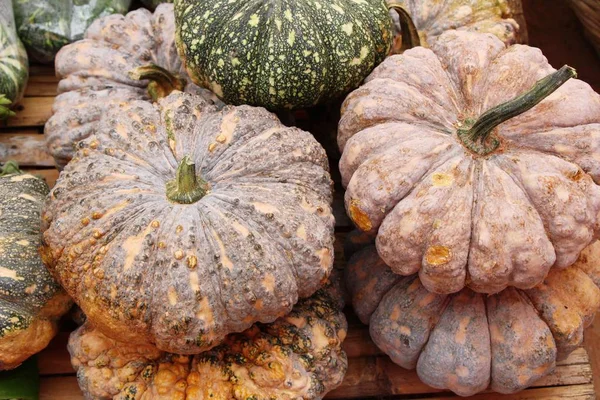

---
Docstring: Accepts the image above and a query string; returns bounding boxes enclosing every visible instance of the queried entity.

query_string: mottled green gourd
[0,0,28,119]
[0,163,72,371]
[175,0,394,110]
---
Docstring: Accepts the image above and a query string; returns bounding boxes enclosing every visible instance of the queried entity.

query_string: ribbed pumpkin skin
[41,92,335,355]
[387,0,523,53]
[0,0,28,108]
[0,173,72,370]
[45,4,222,169]
[338,30,600,294]
[346,243,600,396]
[69,284,347,400]
[175,0,393,110]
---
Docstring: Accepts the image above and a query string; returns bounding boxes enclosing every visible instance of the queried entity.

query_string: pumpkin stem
[457,65,577,156]
[166,155,210,204]
[387,4,421,51]
[0,161,21,176]
[128,64,186,102]
[0,94,16,119]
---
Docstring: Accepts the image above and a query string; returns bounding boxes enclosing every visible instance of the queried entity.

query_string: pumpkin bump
[41,92,335,354]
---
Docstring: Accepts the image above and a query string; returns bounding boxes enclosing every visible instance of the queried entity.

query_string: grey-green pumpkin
[0,0,28,119]
[174,0,394,110]
[0,163,72,370]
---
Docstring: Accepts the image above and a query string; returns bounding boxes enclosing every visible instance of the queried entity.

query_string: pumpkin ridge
[204,195,301,285]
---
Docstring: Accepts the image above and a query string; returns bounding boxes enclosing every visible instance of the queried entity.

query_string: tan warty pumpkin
[45,3,222,169]
[346,241,600,396]
[69,282,347,400]
[41,91,335,354]
[386,0,526,53]
[338,30,600,295]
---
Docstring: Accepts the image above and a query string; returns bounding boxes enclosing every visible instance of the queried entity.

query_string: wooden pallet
[2,1,600,398]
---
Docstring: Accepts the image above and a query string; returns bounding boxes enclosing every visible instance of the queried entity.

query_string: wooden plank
[25,74,59,97]
[40,376,83,400]
[583,317,600,398]
[430,384,596,400]
[2,97,54,128]
[0,132,54,167]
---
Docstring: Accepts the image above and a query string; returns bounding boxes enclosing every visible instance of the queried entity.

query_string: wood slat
[0,132,54,167]
[24,74,59,97]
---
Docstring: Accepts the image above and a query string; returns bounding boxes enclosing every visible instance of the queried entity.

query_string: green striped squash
[175,0,393,110]
[0,0,28,119]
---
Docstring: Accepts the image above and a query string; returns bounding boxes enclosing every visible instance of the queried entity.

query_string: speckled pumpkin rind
[69,286,347,400]
[338,30,600,294]
[386,0,523,54]
[174,0,393,110]
[41,91,335,354]
[0,173,72,370]
[45,4,222,169]
[346,243,600,395]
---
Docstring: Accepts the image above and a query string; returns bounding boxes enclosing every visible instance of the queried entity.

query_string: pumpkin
[346,242,600,396]
[387,0,526,54]
[338,30,600,295]
[44,4,222,170]
[174,0,394,111]
[12,0,132,64]
[68,281,347,400]
[0,163,72,370]
[41,91,335,355]
[0,0,28,119]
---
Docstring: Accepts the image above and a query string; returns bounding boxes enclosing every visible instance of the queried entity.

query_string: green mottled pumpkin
[174,0,394,110]
[0,0,28,119]
[0,163,72,371]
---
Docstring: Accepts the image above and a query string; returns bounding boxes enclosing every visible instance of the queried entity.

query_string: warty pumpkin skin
[45,4,222,169]
[0,169,72,370]
[387,0,524,54]
[346,242,600,396]
[338,30,600,295]
[174,0,393,111]
[41,91,335,355]
[68,281,347,400]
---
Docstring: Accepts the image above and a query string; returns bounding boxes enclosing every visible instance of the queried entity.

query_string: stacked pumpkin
[0,0,594,398]
[339,25,600,396]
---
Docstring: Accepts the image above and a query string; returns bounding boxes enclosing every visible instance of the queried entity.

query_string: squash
[0,163,72,370]
[68,281,347,400]
[45,4,223,169]
[338,30,600,294]
[12,0,132,64]
[387,0,526,54]
[0,0,28,119]
[41,91,335,355]
[346,241,600,396]
[174,0,394,111]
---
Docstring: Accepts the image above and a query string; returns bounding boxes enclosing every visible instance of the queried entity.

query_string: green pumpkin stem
[166,156,209,204]
[458,65,577,156]
[387,4,421,50]
[128,64,186,102]
[0,161,22,176]
[0,94,16,119]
